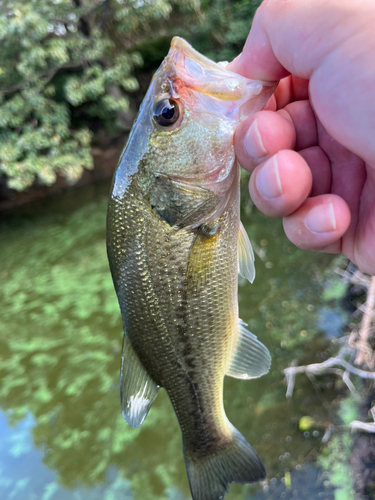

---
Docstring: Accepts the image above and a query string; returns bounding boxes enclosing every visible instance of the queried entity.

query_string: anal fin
[120,334,159,428]
[226,320,271,379]
[238,221,255,283]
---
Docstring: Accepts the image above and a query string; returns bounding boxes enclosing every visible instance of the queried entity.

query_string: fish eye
[153,98,182,128]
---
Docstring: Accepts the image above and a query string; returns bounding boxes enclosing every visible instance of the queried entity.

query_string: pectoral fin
[226,320,271,379]
[186,223,220,290]
[148,173,218,229]
[238,222,255,283]
[120,334,159,428]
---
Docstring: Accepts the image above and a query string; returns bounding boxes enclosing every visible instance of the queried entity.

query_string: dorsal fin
[120,335,159,428]
[226,320,271,379]
[238,222,255,283]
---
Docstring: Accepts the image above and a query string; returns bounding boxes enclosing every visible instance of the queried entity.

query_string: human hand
[230,0,375,275]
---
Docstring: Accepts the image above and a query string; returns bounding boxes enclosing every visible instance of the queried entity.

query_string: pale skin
[229,0,375,276]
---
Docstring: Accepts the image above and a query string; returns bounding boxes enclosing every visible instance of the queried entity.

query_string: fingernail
[244,119,268,159]
[256,155,283,199]
[305,203,337,233]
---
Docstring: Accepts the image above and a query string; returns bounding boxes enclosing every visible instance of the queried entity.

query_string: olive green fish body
[107,37,275,500]
[108,170,239,453]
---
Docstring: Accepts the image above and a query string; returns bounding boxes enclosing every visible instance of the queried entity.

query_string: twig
[356,275,375,366]
[349,405,375,433]
[321,424,334,444]
[334,267,371,289]
[342,371,356,393]
[349,421,375,433]
[284,355,375,398]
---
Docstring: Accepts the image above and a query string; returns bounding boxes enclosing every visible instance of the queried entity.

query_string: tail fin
[184,426,265,500]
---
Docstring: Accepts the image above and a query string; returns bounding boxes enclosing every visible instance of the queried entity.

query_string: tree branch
[349,421,375,433]
[284,355,375,399]
[334,266,372,289]
[356,275,375,366]
[0,61,88,95]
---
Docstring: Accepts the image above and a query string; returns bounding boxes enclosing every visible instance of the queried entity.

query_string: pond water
[0,180,352,500]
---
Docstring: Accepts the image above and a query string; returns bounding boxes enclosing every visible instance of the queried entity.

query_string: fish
[107,37,275,500]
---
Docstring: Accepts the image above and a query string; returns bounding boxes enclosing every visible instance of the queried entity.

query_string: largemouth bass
[107,37,275,500]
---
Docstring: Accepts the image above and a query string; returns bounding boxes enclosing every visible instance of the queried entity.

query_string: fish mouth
[165,37,275,105]
[167,37,251,101]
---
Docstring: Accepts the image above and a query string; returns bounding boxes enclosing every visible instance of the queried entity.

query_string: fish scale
[111,177,237,445]
[107,37,275,500]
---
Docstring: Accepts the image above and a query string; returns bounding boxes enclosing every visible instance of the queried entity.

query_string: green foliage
[0,0,262,191]
[339,394,359,426]
[318,397,358,500]
[319,433,355,500]
[323,281,347,301]
[180,0,262,61]
[0,0,200,191]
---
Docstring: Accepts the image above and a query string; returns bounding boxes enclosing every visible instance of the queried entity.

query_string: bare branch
[349,405,375,433]
[322,425,333,443]
[356,275,375,366]
[342,371,356,393]
[284,355,375,398]
[334,267,371,289]
[349,421,375,433]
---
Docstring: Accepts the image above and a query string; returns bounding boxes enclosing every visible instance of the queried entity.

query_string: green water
[0,181,352,500]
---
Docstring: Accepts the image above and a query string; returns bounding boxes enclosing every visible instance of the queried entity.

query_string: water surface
[0,181,350,499]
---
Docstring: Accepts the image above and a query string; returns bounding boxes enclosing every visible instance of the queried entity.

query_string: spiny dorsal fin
[238,221,255,283]
[120,334,159,428]
[226,319,271,379]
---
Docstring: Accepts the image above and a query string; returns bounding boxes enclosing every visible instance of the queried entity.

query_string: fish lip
[166,37,276,106]
[170,36,276,87]
[170,36,228,75]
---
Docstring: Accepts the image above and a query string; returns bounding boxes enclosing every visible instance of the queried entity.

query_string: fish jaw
[162,36,270,101]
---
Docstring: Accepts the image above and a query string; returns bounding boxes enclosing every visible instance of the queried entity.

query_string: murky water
[0,181,350,500]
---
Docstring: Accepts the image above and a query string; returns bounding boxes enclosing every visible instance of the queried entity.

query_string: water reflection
[0,412,134,500]
[0,182,347,499]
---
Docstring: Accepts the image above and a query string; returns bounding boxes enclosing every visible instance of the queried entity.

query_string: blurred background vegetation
[0,0,261,192]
